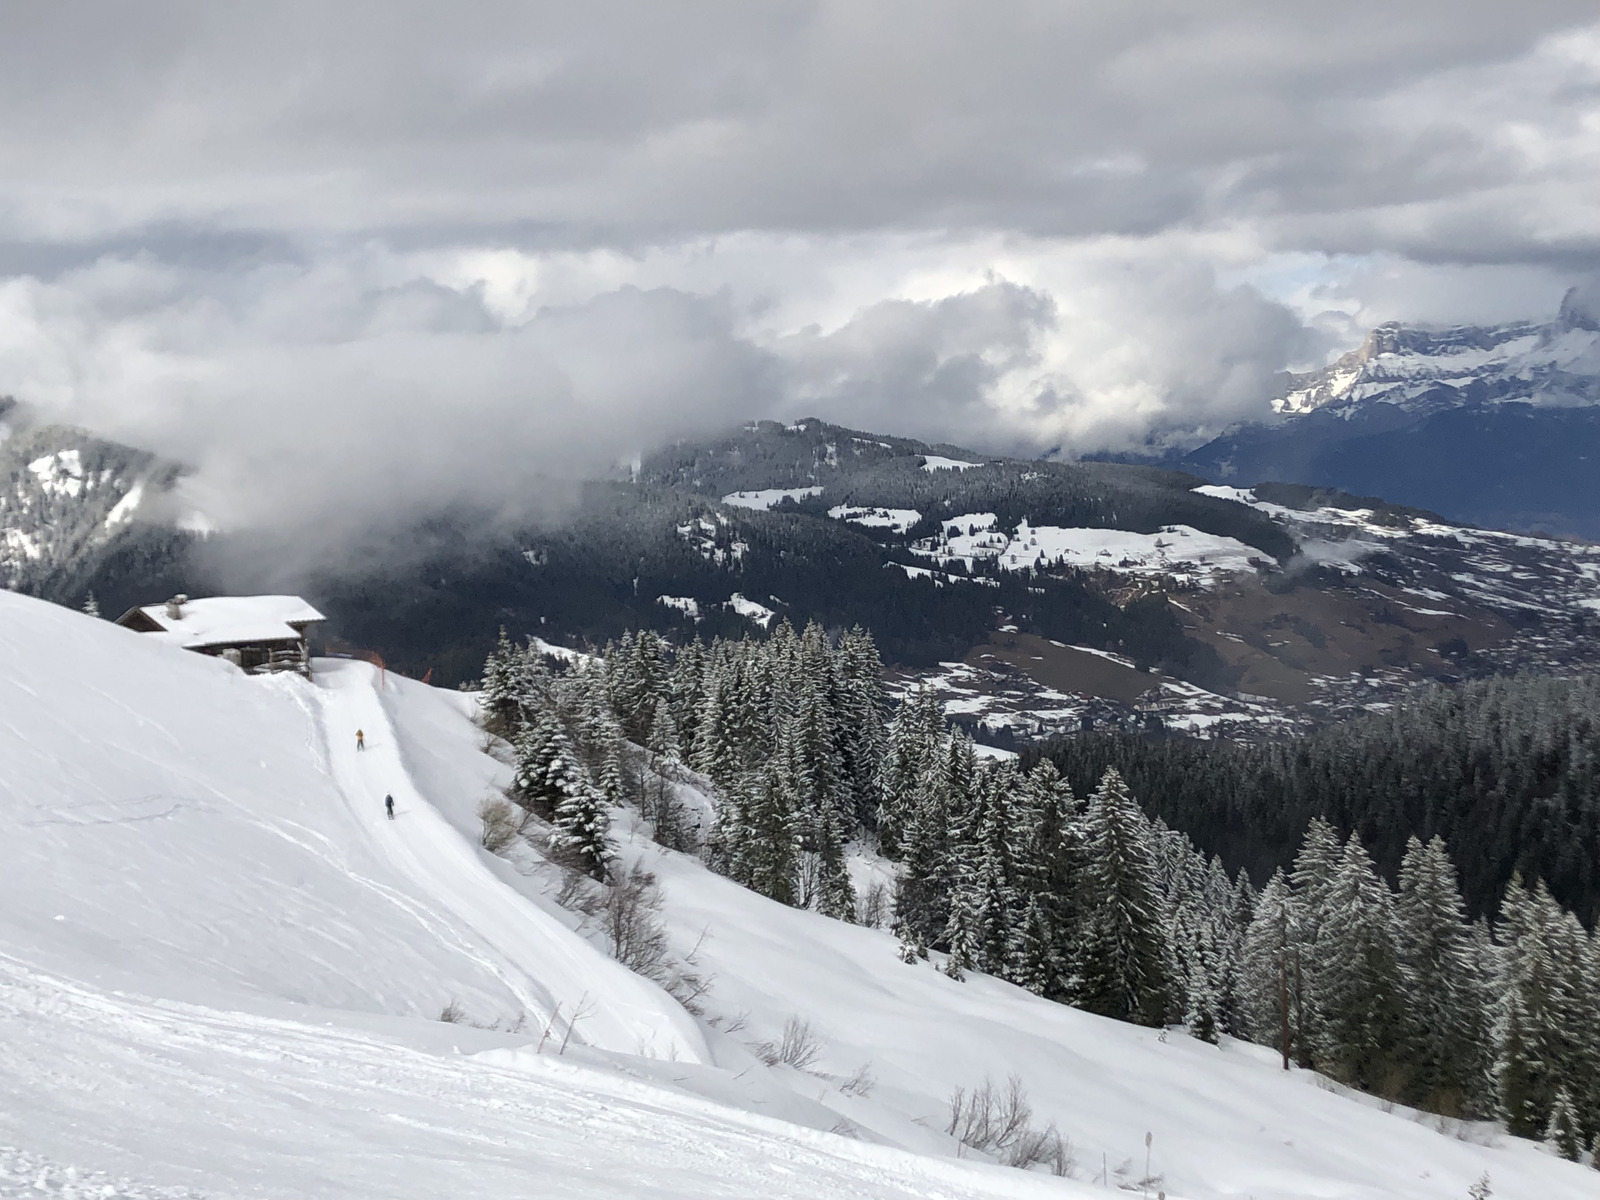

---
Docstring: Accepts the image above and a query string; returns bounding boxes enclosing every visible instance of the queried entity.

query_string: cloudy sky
[0,2,1596,531]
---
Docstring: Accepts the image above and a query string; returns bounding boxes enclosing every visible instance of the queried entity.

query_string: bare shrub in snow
[945,1075,1074,1176]
[839,1062,877,1097]
[438,998,466,1024]
[605,861,672,977]
[754,1016,825,1072]
[565,860,714,1016]
[709,1010,749,1034]
[856,880,890,929]
[478,797,520,852]
[555,865,605,915]
[648,778,698,854]
[478,731,516,764]
[662,925,715,1015]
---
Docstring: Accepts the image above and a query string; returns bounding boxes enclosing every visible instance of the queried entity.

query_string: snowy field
[912,513,1260,584]
[828,505,923,534]
[0,590,1593,1198]
[720,487,823,510]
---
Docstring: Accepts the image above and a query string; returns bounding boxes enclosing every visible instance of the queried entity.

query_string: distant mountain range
[7,407,1595,745]
[1164,287,1600,538]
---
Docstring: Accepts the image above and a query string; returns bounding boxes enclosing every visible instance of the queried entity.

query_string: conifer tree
[1496,876,1575,1137]
[513,710,564,817]
[549,774,614,882]
[692,660,741,793]
[1240,868,1300,1068]
[1185,952,1219,1044]
[1546,1088,1582,1161]
[1208,857,1250,1035]
[877,688,942,858]
[834,627,887,828]
[1396,835,1490,1116]
[595,709,628,810]
[892,731,960,960]
[813,801,858,922]
[1008,894,1060,996]
[968,766,1021,972]
[1495,985,1542,1139]
[622,628,668,742]
[648,701,681,762]
[1288,816,1343,1066]
[509,640,553,728]
[669,638,706,758]
[482,627,522,732]
[732,732,801,906]
[791,624,845,839]
[1074,767,1171,1026]
[1311,835,1409,1093]
[943,882,979,980]
[1006,759,1080,999]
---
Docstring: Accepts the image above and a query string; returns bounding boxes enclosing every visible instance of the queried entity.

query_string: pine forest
[480,625,1600,1161]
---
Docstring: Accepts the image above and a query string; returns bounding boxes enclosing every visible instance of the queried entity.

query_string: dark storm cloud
[0,3,1594,537]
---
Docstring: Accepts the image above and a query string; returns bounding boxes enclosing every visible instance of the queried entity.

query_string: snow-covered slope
[0,596,520,1018]
[381,667,1597,1200]
[3,590,1595,1198]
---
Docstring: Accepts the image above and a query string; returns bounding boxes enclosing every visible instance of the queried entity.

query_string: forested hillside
[318,424,1265,687]
[1038,673,1600,922]
[641,419,1296,560]
[478,625,1600,1152]
[0,415,194,615]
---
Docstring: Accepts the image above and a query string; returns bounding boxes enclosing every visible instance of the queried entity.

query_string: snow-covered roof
[123,595,325,649]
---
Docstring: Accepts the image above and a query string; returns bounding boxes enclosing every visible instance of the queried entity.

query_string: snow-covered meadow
[911,513,1261,584]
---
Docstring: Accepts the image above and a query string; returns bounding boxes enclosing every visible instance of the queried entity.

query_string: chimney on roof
[166,594,188,620]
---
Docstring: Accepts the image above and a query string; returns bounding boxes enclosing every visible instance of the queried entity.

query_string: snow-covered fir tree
[1074,767,1171,1026]
[549,773,614,881]
[1396,835,1492,1116]
[1239,868,1300,1066]
[1309,835,1409,1093]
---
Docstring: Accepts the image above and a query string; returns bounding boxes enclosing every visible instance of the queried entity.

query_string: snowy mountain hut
[114,594,325,676]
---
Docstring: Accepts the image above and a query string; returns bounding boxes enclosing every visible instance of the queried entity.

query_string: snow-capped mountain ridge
[1272,287,1600,416]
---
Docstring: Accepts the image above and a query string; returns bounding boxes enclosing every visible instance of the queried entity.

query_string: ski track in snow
[313,660,708,1064]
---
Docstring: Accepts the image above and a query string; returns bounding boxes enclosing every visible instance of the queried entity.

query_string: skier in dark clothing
[385,794,395,820]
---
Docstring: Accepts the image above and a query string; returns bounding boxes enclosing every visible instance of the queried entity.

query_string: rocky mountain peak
[1270,296,1599,417]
